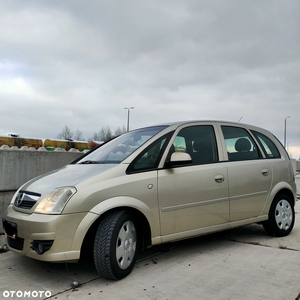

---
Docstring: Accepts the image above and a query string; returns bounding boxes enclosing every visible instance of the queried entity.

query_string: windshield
[77,126,167,164]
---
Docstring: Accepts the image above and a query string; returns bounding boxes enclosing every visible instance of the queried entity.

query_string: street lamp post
[124,107,134,132]
[284,116,291,149]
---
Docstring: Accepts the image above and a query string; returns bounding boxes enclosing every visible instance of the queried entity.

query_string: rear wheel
[94,210,138,280]
[263,193,295,237]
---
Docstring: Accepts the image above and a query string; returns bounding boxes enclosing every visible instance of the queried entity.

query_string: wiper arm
[78,160,117,164]
[79,160,99,164]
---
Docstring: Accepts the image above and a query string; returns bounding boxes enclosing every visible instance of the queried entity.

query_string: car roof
[146,120,264,130]
[135,120,273,139]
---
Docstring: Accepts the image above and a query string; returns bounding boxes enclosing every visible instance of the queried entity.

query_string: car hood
[21,164,117,195]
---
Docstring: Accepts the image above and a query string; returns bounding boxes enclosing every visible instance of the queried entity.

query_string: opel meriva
[3,121,296,279]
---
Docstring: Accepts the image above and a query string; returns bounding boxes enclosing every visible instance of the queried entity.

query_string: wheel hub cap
[275,199,293,230]
[116,220,137,269]
[124,238,132,252]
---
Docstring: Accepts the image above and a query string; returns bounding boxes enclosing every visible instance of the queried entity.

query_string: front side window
[128,133,172,172]
[173,136,186,153]
[251,131,281,158]
[221,126,260,161]
[171,125,218,164]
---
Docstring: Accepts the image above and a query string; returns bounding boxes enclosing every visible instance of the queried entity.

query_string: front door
[158,124,230,239]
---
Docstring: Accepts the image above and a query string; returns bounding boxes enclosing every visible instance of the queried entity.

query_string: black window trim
[251,130,281,159]
[169,124,220,165]
[221,125,264,162]
[126,132,174,174]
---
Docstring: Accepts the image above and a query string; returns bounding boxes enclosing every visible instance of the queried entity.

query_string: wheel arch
[264,182,296,214]
[80,205,152,260]
[270,186,296,209]
[262,187,296,237]
[274,188,296,206]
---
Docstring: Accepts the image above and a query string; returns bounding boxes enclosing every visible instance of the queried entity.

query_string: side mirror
[166,152,192,167]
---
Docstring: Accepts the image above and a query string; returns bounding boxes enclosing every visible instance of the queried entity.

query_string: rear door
[220,125,272,222]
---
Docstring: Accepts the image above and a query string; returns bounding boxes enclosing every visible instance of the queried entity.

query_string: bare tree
[91,125,127,142]
[57,126,73,140]
[91,132,100,141]
[74,129,84,141]
[115,125,126,136]
[92,126,114,142]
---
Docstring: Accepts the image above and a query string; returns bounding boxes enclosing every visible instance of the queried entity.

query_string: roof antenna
[238,116,243,123]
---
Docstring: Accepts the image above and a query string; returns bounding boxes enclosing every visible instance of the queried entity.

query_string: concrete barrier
[0,147,84,231]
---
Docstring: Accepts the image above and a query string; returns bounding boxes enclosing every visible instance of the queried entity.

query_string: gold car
[3,121,296,279]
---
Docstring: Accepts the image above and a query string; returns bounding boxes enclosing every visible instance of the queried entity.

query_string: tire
[263,193,295,237]
[93,210,138,280]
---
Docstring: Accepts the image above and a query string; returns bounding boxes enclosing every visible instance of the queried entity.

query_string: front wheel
[94,210,138,280]
[263,194,295,237]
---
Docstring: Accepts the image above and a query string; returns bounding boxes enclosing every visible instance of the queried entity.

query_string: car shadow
[0,223,270,292]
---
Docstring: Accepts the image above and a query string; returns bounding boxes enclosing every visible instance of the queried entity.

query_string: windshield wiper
[79,160,120,164]
[79,160,99,164]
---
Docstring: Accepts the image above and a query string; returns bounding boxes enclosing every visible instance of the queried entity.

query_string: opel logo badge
[15,193,24,206]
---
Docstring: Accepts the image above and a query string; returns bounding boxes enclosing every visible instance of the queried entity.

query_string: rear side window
[221,126,260,161]
[251,131,281,158]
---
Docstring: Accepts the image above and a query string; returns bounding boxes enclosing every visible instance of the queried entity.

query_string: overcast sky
[1,1,300,158]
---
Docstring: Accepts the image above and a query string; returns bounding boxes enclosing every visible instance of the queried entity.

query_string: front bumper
[2,204,95,262]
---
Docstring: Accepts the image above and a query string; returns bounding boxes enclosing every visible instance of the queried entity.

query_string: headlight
[34,187,76,214]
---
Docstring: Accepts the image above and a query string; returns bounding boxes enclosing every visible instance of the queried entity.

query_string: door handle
[215,175,225,183]
[262,169,269,176]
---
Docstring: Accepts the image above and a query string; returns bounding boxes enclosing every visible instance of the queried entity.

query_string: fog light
[31,240,54,255]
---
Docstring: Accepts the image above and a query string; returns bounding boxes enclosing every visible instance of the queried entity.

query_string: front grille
[7,236,24,251]
[14,191,40,210]
[16,200,36,209]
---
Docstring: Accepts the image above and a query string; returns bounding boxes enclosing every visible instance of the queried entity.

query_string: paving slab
[0,201,299,300]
